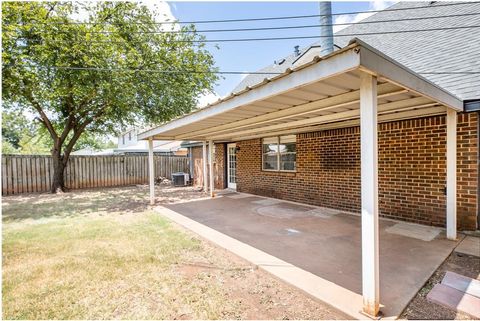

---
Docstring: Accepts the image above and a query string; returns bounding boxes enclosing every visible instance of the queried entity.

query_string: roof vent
[294,45,300,57]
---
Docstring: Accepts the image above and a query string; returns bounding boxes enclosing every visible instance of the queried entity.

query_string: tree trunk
[51,151,66,193]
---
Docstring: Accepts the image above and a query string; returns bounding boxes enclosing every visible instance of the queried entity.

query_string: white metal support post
[446,108,457,240]
[202,141,208,192]
[209,140,214,197]
[148,138,155,205]
[360,72,380,317]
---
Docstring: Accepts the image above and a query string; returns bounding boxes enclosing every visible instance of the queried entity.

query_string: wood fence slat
[125,156,129,186]
[12,157,18,194]
[115,156,118,186]
[2,154,189,195]
[44,157,50,192]
[33,157,38,192]
[5,157,11,195]
[23,157,28,193]
[136,156,139,184]
[101,157,105,187]
[89,157,93,188]
[105,157,111,186]
[93,157,96,188]
[21,157,27,193]
[32,157,37,192]
[39,156,45,192]
[78,157,82,189]
[2,156,7,195]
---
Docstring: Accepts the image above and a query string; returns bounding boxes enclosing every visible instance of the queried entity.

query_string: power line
[56,12,480,34]
[12,65,283,75]
[14,25,480,44]
[10,64,480,75]
[6,12,480,35]
[4,2,479,26]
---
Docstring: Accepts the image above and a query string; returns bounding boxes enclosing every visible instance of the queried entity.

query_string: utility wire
[11,65,283,75]
[9,64,480,75]
[6,12,480,34]
[5,1,478,26]
[14,25,480,44]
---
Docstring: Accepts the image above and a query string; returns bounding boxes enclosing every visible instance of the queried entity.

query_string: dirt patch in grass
[401,251,480,320]
[3,186,346,320]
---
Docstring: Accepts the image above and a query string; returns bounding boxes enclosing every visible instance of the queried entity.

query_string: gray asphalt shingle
[233,1,480,101]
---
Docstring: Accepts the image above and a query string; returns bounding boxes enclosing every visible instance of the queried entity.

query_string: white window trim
[262,135,296,172]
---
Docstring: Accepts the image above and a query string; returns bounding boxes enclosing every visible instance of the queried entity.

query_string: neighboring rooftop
[233,1,480,101]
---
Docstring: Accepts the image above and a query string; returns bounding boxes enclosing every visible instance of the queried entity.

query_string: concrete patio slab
[385,222,441,241]
[158,192,460,319]
[455,236,480,257]
[155,205,363,319]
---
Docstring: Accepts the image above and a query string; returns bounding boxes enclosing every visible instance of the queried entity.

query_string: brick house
[140,2,479,315]
[183,112,477,231]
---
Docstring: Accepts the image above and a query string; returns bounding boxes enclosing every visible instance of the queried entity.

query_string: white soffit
[139,40,463,141]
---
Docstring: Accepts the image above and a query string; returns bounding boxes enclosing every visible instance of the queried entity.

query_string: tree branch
[22,86,58,141]
[62,104,109,165]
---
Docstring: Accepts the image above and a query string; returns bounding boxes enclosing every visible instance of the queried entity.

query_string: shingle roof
[233,1,480,101]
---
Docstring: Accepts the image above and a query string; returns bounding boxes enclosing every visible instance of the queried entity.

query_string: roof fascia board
[138,45,361,140]
[465,100,480,112]
[355,39,463,111]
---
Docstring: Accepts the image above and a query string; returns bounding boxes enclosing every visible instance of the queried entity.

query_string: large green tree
[2,2,218,192]
[2,110,116,154]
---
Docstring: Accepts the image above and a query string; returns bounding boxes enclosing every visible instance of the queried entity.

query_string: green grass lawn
[2,188,242,319]
[2,186,344,320]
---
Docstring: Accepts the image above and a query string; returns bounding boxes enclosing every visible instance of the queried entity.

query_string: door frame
[227,143,237,190]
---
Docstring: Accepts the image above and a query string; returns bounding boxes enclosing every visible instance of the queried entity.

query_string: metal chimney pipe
[319,1,334,56]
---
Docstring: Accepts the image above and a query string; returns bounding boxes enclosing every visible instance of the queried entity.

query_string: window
[262,135,296,171]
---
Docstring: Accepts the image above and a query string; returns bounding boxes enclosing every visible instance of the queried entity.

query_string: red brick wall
[235,113,478,230]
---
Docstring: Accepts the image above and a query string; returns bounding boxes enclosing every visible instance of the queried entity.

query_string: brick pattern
[234,113,478,230]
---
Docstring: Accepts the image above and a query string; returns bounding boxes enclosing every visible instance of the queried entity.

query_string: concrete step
[442,271,480,298]
[455,236,480,257]
[427,283,480,319]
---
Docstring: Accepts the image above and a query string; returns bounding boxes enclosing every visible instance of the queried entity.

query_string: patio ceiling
[139,38,463,142]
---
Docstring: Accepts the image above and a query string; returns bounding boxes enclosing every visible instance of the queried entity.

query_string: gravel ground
[401,250,480,320]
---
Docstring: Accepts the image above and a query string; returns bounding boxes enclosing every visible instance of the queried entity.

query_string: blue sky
[168,1,395,100]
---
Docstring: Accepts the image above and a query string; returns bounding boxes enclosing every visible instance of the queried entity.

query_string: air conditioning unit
[172,172,189,186]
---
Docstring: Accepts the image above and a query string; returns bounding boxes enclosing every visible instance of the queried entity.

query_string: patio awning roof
[139,38,463,142]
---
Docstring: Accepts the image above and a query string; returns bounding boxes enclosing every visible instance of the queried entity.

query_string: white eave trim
[355,39,463,111]
[138,44,361,140]
[139,39,464,141]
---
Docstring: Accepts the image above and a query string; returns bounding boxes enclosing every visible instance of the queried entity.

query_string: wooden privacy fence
[2,154,189,195]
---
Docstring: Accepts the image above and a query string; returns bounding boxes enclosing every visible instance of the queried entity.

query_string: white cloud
[138,1,179,31]
[71,1,178,30]
[333,1,397,33]
[197,91,222,108]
